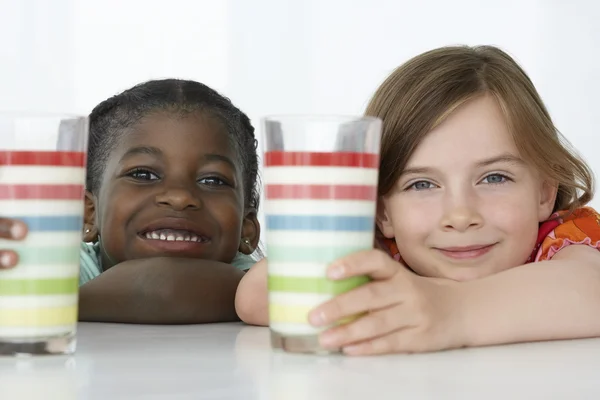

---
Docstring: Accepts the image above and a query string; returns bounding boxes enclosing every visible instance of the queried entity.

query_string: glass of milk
[0,112,88,355]
[262,115,382,354]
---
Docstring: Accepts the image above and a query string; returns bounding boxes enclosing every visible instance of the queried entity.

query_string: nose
[440,189,483,232]
[155,186,201,211]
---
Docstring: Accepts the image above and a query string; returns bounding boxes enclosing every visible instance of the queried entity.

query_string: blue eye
[482,174,510,185]
[128,168,159,181]
[407,181,437,191]
[198,177,227,186]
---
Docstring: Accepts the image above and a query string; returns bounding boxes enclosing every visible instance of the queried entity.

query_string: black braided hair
[87,79,260,211]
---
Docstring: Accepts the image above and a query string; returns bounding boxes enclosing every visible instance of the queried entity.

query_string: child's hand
[235,258,269,326]
[0,218,28,269]
[308,249,466,355]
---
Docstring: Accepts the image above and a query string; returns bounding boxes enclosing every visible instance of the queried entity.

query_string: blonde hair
[366,45,594,212]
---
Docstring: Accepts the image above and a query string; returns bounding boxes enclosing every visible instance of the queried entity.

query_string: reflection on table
[0,323,599,399]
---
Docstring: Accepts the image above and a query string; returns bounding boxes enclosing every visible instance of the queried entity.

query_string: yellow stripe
[269,303,363,325]
[0,305,77,327]
[269,303,312,324]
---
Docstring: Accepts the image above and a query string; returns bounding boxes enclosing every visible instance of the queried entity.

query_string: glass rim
[261,114,381,124]
[0,110,87,119]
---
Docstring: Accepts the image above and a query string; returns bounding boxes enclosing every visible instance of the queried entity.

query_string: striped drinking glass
[0,112,88,356]
[262,115,382,354]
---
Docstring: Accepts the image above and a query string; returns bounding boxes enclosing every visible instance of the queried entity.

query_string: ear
[239,208,260,255]
[538,179,558,221]
[83,191,99,242]
[376,198,396,239]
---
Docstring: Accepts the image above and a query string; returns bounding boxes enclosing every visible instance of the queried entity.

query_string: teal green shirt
[79,242,256,286]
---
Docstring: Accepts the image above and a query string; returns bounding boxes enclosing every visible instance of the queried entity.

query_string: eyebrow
[120,146,162,160]
[402,153,525,176]
[474,153,525,168]
[120,146,237,170]
[203,153,237,170]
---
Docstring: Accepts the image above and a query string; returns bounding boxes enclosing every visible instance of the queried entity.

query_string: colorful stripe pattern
[0,151,85,338]
[265,151,378,335]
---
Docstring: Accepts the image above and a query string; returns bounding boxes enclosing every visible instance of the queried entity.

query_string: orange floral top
[379,207,600,264]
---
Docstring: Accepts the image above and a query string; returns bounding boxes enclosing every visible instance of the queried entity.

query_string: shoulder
[534,207,600,262]
[231,252,259,271]
[376,236,402,262]
[79,242,103,285]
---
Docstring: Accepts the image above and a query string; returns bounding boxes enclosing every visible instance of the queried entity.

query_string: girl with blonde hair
[235,45,600,355]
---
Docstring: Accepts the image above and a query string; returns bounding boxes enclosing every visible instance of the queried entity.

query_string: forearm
[235,258,269,326]
[462,256,600,347]
[79,258,245,324]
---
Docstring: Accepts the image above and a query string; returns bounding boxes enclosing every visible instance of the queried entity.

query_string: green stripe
[14,246,80,265]
[269,275,369,294]
[0,278,78,295]
[267,245,371,263]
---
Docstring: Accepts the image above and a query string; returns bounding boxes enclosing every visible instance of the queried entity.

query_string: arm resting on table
[79,257,245,324]
[462,245,600,346]
[235,258,269,326]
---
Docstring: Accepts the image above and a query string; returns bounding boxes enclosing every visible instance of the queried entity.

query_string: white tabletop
[0,322,599,399]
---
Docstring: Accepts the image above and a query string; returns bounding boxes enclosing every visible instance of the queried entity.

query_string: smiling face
[84,110,259,270]
[378,95,557,281]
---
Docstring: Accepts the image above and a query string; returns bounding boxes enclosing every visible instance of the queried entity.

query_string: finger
[327,249,400,281]
[0,219,28,240]
[319,305,410,349]
[343,326,427,356]
[309,280,403,326]
[342,332,404,356]
[0,250,18,269]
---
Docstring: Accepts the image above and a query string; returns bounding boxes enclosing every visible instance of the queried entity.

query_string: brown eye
[128,168,159,181]
[198,176,228,186]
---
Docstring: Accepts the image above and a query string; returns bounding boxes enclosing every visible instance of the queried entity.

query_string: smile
[143,229,208,243]
[137,217,212,255]
[435,243,497,260]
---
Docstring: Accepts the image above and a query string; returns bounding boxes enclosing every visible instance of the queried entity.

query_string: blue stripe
[12,216,83,232]
[266,215,374,232]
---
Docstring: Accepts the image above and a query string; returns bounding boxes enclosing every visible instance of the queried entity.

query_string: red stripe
[264,151,379,168]
[0,185,85,200]
[0,151,86,167]
[265,185,377,200]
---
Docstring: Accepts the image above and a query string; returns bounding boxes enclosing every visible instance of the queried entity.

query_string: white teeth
[144,230,204,243]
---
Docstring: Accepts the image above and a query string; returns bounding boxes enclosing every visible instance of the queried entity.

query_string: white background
[1,0,598,215]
